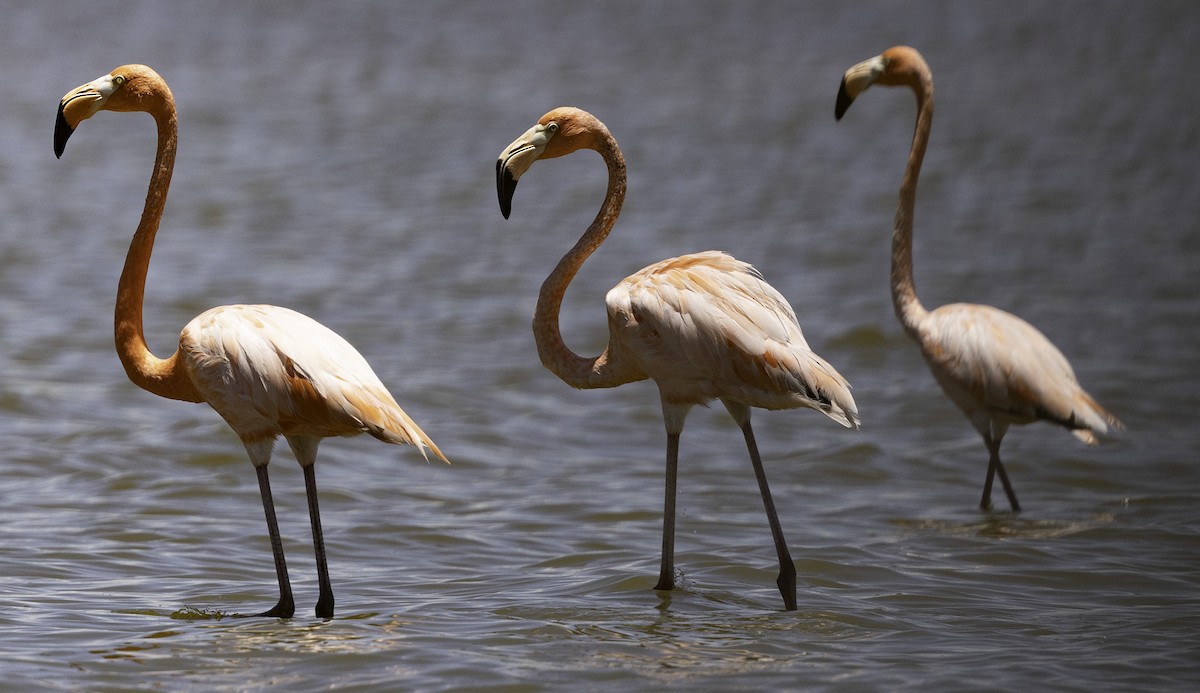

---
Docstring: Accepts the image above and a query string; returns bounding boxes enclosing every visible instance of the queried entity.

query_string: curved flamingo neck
[114,81,203,402]
[892,69,934,337]
[532,127,642,390]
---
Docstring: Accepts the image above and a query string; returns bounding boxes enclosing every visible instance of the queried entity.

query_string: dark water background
[1,1,1198,690]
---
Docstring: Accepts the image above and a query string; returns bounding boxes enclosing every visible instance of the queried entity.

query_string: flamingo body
[918,303,1112,444]
[607,251,857,423]
[181,304,440,451]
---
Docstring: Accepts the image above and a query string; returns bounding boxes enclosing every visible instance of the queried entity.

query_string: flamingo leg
[740,419,798,611]
[994,457,1021,513]
[303,464,335,618]
[654,431,681,592]
[255,465,295,618]
[980,458,997,510]
[980,434,1021,513]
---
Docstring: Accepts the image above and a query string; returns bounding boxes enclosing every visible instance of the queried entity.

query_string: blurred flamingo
[835,46,1121,511]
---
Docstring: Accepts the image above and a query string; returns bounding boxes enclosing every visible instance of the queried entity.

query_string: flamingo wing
[606,251,858,427]
[180,305,445,460]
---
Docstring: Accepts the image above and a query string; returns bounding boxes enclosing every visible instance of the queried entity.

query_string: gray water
[1,1,1198,690]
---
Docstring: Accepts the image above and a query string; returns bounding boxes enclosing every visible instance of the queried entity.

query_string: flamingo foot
[255,596,295,619]
[314,591,334,619]
[777,562,798,611]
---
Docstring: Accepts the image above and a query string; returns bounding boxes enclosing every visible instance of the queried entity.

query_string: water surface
[1,1,1198,690]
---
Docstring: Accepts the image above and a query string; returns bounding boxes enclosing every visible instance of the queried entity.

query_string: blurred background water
[1,1,1198,690]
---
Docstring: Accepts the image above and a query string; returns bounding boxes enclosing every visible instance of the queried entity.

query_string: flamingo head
[55,65,164,158]
[496,107,606,219]
[835,46,929,120]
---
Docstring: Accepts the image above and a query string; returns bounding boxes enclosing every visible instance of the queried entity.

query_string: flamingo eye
[546,122,559,134]
[113,75,126,87]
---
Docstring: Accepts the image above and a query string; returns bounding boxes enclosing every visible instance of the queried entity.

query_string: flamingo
[54,65,447,619]
[496,107,858,610]
[835,46,1121,511]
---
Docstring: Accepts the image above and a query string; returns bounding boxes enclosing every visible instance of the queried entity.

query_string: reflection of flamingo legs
[55,64,447,618]
[836,46,1121,511]
[497,107,858,609]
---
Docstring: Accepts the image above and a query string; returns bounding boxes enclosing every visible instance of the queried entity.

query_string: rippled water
[2,1,1198,690]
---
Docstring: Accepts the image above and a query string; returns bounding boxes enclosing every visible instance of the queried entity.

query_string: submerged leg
[303,463,335,618]
[654,431,681,592]
[740,418,798,611]
[255,464,295,618]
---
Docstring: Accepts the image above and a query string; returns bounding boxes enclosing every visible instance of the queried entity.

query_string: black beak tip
[496,160,517,220]
[834,81,853,121]
[54,104,73,159]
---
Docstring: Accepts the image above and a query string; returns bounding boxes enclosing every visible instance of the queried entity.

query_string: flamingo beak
[835,55,886,120]
[54,73,121,158]
[53,102,75,159]
[496,122,556,219]
[495,158,519,220]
